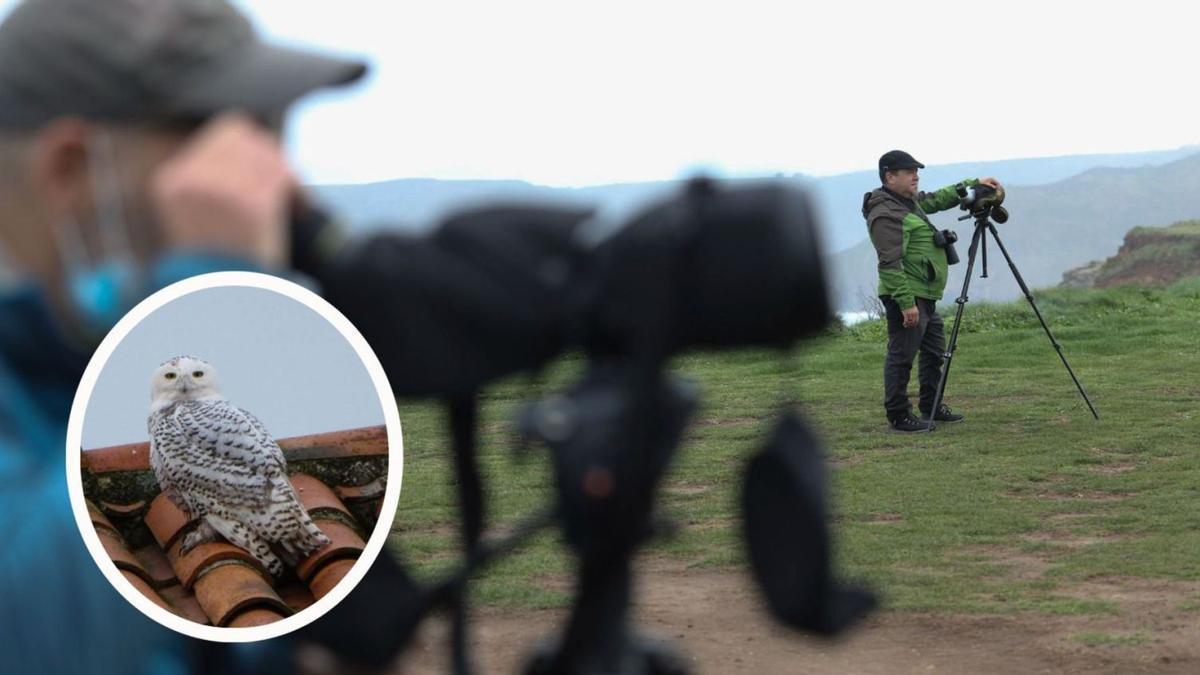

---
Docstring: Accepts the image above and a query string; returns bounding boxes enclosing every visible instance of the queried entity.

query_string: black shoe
[889,412,933,433]
[921,404,964,423]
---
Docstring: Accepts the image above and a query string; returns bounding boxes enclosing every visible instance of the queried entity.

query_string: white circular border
[65,271,403,642]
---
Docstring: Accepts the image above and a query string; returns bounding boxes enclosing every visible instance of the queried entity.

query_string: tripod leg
[449,394,483,675]
[548,556,635,673]
[980,231,989,278]
[927,223,986,431]
[985,224,1100,419]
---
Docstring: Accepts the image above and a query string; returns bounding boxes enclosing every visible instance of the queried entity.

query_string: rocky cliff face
[1060,221,1200,288]
[1060,260,1105,288]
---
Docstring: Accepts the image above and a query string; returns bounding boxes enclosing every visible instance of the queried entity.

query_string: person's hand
[978,176,1002,190]
[902,305,919,328]
[151,113,296,268]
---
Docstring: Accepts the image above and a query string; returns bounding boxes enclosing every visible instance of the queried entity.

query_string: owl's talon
[179,521,218,555]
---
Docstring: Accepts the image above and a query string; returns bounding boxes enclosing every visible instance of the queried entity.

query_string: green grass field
[390,279,1200,616]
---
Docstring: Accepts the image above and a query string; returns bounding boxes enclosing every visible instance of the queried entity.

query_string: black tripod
[925,211,1100,431]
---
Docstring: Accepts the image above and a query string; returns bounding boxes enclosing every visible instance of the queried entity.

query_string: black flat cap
[0,0,368,128]
[878,150,925,181]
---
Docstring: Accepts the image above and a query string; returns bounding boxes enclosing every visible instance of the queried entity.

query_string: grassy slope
[391,279,1200,615]
[1128,220,1200,237]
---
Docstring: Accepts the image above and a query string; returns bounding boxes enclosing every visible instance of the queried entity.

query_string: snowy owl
[147,355,330,577]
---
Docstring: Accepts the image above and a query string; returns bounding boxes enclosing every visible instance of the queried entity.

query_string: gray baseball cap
[0,0,368,128]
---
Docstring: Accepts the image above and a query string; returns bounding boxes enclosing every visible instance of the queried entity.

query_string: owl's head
[150,355,224,411]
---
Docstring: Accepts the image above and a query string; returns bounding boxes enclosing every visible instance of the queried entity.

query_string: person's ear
[28,117,94,223]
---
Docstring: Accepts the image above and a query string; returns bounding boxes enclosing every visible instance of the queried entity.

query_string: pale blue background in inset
[83,285,385,449]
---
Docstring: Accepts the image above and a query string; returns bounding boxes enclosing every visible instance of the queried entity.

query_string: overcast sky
[237,0,1199,186]
[83,286,385,449]
[1,1,1195,186]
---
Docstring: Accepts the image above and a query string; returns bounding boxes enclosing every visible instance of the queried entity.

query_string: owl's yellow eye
[164,373,176,380]
[193,371,205,378]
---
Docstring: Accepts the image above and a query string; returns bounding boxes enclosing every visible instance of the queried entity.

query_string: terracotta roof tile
[159,585,211,625]
[292,473,354,515]
[100,499,147,517]
[122,570,175,615]
[81,426,389,629]
[169,539,267,591]
[193,560,293,627]
[295,519,365,583]
[276,426,389,460]
[145,493,191,550]
[96,527,152,583]
[308,558,357,600]
[334,477,386,502]
[227,607,290,628]
[132,544,179,590]
[277,584,317,613]
[87,499,117,532]
[85,441,152,473]
[87,425,387,473]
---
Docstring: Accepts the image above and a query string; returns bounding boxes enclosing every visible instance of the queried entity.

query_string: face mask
[48,130,144,345]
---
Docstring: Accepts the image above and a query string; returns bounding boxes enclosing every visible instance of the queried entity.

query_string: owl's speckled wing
[148,399,329,576]
[150,400,284,509]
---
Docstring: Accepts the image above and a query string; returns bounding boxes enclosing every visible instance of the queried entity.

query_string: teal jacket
[0,253,282,675]
[861,180,978,308]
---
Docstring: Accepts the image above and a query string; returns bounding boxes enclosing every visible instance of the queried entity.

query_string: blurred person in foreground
[0,0,386,672]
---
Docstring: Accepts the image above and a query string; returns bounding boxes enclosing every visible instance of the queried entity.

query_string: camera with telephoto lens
[290,177,876,674]
[956,182,1009,223]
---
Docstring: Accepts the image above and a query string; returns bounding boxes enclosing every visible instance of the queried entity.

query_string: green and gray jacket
[861,179,978,308]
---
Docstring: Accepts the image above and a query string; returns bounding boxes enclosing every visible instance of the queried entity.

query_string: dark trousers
[882,296,946,420]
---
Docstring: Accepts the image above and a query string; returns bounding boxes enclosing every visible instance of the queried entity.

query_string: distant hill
[830,153,1200,311]
[1061,220,1200,289]
[311,178,679,235]
[311,147,1200,254]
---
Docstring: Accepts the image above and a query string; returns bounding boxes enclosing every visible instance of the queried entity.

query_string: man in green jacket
[862,150,1002,432]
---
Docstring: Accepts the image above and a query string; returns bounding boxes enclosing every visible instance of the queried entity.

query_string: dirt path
[398,560,1200,674]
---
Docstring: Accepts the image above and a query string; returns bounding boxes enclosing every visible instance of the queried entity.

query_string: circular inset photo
[66,272,402,641]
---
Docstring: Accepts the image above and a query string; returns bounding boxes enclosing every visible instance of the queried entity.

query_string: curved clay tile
[96,527,153,585]
[160,585,211,625]
[295,519,365,583]
[308,558,358,600]
[145,493,191,550]
[132,544,179,590]
[87,499,118,532]
[291,473,354,514]
[228,607,290,628]
[289,473,367,597]
[193,561,293,627]
[121,570,176,615]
